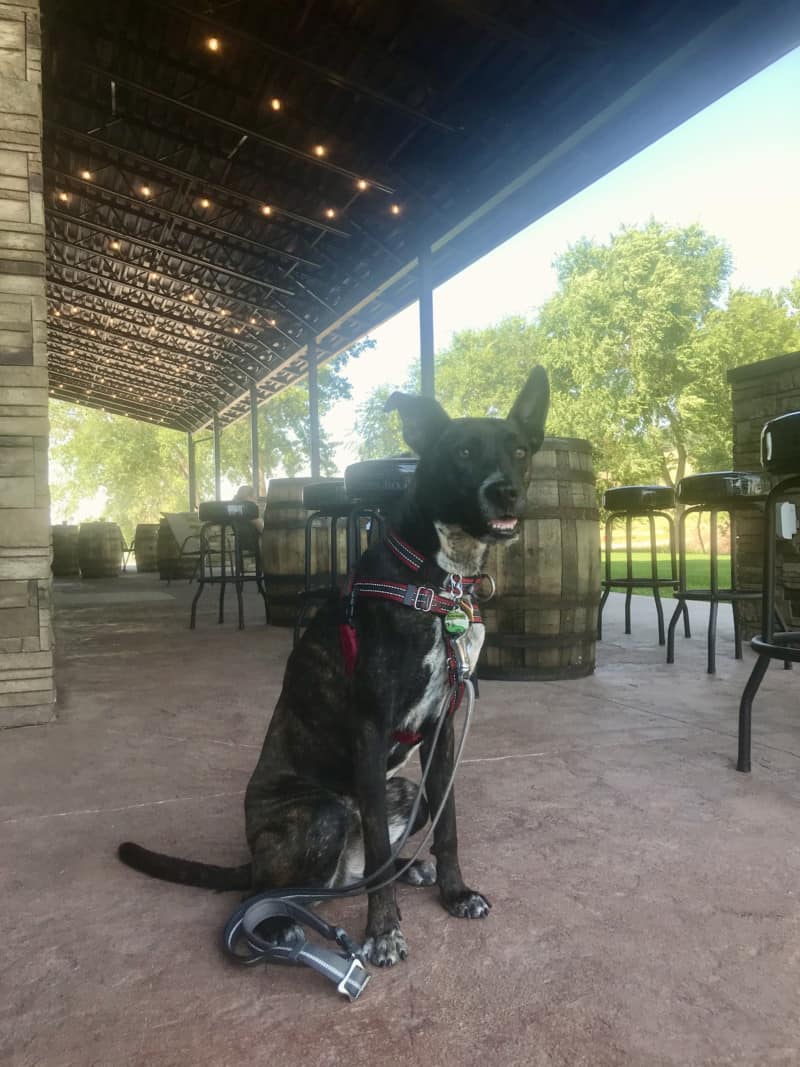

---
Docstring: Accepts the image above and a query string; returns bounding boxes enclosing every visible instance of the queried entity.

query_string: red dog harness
[339,532,484,745]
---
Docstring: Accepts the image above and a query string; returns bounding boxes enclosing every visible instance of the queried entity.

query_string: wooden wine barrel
[51,524,80,577]
[133,523,160,572]
[262,478,343,627]
[157,515,201,580]
[479,437,601,680]
[78,522,124,578]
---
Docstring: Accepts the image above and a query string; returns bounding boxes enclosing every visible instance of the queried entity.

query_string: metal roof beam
[47,208,296,296]
[79,63,396,194]
[45,166,323,268]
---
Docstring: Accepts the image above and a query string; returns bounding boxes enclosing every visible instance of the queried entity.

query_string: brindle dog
[119,366,549,967]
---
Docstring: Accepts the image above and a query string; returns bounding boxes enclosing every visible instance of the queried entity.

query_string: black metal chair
[666,472,771,674]
[190,500,269,631]
[292,459,418,644]
[598,484,689,645]
[738,411,800,772]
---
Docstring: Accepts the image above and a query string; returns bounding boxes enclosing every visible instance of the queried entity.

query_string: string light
[206,36,220,52]
[233,327,240,334]
[313,145,327,157]
[53,309,60,316]
[356,179,368,191]
[249,317,257,325]
[110,240,121,251]
[390,204,401,215]
[80,169,92,181]
[148,271,159,280]
[218,308,229,316]
[140,185,152,197]
[324,208,336,219]
[270,98,282,111]
[199,198,211,209]
[58,191,69,202]
[269,318,277,326]
[260,204,272,216]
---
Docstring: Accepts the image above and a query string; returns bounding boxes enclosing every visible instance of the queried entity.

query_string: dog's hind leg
[386,777,436,886]
[247,790,351,945]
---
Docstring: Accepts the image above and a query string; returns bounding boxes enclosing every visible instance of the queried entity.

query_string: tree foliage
[49,340,372,539]
[357,222,800,492]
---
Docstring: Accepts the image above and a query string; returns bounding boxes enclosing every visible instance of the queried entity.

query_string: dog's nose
[489,482,519,510]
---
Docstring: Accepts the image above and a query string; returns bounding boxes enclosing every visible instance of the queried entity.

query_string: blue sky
[328,44,800,468]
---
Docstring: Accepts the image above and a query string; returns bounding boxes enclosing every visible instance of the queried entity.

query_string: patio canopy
[42,0,800,433]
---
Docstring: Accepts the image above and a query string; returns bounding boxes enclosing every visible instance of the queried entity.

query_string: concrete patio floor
[2,574,800,1066]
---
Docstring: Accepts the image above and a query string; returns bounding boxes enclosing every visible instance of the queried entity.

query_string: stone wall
[0,0,54,727]
[729,351,800,638]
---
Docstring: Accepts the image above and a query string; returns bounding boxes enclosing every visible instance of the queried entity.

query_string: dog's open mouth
[487,516,520,537]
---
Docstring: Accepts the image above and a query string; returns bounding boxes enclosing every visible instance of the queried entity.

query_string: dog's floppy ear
[507,366,549,452]
[385,392,450,456]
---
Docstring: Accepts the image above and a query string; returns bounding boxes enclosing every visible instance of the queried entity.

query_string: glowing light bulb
[390,204,401,215]
[269,318,277,327]
[110,240,120,250]
[356,179,368,191]
[260,204,272,216]
[249,317,257,325]
[80,169,92,181]
[313,145,326,157]
[324,208,336,219]
[58,191,69,202]
[140,185,152,197]
[206,37,220,52]
[199,198,211,209]
[270,98,281,111]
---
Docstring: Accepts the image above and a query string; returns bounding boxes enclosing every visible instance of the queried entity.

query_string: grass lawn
[607,551,730,597]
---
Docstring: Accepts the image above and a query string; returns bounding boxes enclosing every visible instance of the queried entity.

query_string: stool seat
[198,499,258,523]
[344,457,417,504]
[603,485,675,511]
[761,411,800,475]
[302,479,347,511]
[676,471,770,506]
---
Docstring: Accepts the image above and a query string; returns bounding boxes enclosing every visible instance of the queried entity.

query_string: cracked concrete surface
[2,575,800,1066]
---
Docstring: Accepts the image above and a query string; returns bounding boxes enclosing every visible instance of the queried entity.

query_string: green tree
[220,339,373,491]
[49,404,197,542]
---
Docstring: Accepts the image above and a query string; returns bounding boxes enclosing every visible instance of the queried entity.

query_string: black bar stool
[598,485,689,645]
[738,411,800,772]
[666,472,770,674]
[293,464,415,644]
[190,500,269,630]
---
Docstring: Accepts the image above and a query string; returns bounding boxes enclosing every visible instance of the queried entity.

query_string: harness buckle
[413,586,435,612]
[337,956,371,1001]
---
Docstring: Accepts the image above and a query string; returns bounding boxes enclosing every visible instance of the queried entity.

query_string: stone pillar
[729,351,800,639]
[0,0,54,727]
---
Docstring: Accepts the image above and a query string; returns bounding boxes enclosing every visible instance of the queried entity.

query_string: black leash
[222,673,476,1001]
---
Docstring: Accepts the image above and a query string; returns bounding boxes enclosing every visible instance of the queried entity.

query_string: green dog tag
[444,608,470,636]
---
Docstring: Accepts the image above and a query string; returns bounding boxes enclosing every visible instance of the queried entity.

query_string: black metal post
[249,382,259,494]
[308,344,321,478]
[213,411,222,500]
[419,245,435,398]
[187,432,197,512]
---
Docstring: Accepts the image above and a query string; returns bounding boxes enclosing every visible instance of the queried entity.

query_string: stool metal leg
[190,524,209,630]
[649,512,665,645]
[218,530,226,624]
[737,654,770,773]
[598,515,615,641]
[624,513,633,635]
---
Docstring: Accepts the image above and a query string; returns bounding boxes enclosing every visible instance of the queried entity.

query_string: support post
[213,411,222,500]
[249,382,260,494]
[187,432,197,511]
[419,245,435,398]
[308,343,321,478]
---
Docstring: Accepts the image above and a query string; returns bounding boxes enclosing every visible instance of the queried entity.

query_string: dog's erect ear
[384,392,450,456]
[507,366,550,451]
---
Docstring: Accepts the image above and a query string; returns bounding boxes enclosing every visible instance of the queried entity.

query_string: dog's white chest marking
[390,618,446,764]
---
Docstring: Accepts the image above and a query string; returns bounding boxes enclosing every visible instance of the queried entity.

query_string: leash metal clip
[444,573,464,599]
[336,956,370,1002]
[413,586,435,612]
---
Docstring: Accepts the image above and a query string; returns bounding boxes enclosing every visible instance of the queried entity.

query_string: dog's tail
[117,841,252,891]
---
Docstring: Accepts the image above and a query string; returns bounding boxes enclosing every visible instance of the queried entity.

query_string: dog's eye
[514,446,527,460]
[458,447,471,459]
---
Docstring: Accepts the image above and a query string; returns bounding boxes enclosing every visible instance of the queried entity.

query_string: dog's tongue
[489,517,519,533]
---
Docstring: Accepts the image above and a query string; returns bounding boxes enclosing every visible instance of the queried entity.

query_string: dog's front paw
[362,927,408,967]
[397,858,437,886]
[443,889,491,919]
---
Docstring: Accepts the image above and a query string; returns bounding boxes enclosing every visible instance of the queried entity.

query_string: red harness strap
[339,532,483,746]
